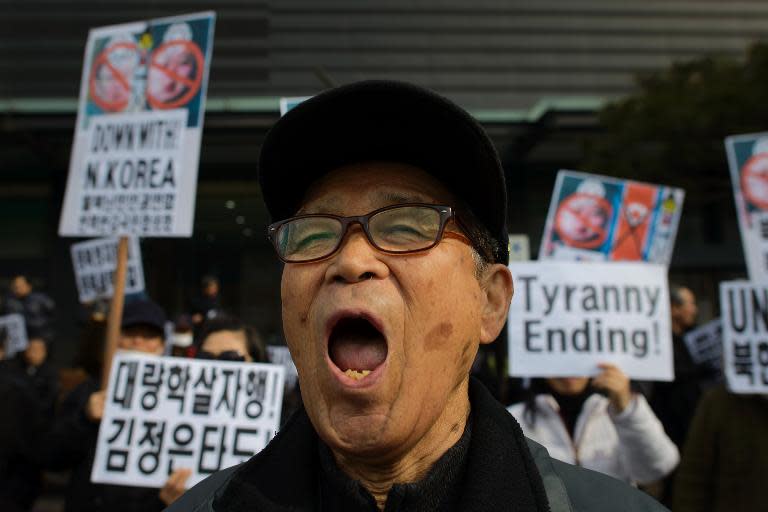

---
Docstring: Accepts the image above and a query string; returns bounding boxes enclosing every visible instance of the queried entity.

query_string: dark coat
[673,385,768,512]
[167,378,667,512]
[0,369,44,511]
[38,377,166,512]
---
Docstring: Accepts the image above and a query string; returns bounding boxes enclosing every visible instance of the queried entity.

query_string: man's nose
[325,226,390,284]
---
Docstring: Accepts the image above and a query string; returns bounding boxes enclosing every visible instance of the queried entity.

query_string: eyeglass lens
[276,205,443,261]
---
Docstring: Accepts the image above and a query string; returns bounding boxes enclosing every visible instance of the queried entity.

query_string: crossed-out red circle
[554,192,612,249]
[88,41,140,112]
[741,153,768,210]
[146,39,204,110]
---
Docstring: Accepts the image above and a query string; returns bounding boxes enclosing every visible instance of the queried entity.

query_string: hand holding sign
[159,468,192,506]
[593,363,632,413]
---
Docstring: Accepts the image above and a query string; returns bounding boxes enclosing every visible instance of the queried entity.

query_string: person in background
[189,275,222,328]
[4,275,56,341]
[508,364,679,486]
[0,366,44,512]
[169,314,194,358]
[5,326,58,419]
[673,385,768,512]
[37,298,190,511]
[650,284,716,505]
[196,313,267,363]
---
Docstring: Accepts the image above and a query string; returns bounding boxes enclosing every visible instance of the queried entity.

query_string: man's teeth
[344,369,371,380]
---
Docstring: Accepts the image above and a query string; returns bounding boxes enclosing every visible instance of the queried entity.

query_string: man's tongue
[330,337,387,371]
[328,318,387,373]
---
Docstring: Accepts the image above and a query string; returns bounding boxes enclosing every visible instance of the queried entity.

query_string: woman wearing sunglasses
[195,314,267,363]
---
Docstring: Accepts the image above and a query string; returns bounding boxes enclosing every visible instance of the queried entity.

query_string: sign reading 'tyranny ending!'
[507,261,673,381]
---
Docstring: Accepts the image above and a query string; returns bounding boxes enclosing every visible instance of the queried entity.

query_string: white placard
[267,345,298,389]
[0,314,28,358]
[59,12,215,238]
[725,133,768,282]
[507,261,673,381]
[508,234,530,262]
[720,281,768,393]
[91,352,285,488]
[70,237,145,302]
[683,318,723,372]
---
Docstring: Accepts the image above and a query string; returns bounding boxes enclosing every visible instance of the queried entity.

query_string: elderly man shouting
[169,81,665,511]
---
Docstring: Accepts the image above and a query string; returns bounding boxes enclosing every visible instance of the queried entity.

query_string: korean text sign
[725,133,768,282]
[70,237,145,302]
[91,352,285,488]
[59,12,215,237]
[0,314,28,358]
[507,262,673,381]
[539,170,684,264]
[682,318,723,374]
[720,281,768,393]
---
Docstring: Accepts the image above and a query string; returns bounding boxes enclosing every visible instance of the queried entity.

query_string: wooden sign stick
[101,236,129,390]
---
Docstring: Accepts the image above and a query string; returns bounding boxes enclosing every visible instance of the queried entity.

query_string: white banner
[683,318,723,373]
[59,12,215,237]
[725,133,768,282]
[0,314,28,358]
[507,261,673,381]
[266,345,298,389]
[720,281,768,393]
[91,352,285,488]
[71,237,145,302]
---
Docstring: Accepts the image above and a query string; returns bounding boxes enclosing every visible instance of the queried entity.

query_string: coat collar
[213,378,550,512]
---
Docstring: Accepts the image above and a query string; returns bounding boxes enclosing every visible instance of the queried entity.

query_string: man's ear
[479,264,514,344]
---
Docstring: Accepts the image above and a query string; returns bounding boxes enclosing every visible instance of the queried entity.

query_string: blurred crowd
[0,274,765,511]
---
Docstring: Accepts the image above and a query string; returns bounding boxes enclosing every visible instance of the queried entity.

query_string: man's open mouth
[328,316,388,381]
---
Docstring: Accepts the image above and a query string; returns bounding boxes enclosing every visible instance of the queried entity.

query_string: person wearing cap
[169,81,665,511]
[38,298,191,511]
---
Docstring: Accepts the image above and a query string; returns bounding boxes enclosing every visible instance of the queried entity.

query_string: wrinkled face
[547,377,590,396]
[118,325,165,355]
[281,162,490,459]
[24,339,47,367]
[200,329,253,362]
[672,288,698,329]
[11,276,31,298]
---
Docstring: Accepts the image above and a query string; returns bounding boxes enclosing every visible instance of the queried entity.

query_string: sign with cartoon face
[725,133,768,282]
[540,170,684,265]
[59,12,215,238]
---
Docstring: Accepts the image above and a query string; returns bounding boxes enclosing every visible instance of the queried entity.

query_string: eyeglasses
[267,203,473,263]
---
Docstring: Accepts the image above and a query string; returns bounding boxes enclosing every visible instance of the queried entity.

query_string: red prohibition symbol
[554,192,613,249]
[146,39,205,110]
[741,152,768,210]
[88,41,140,112]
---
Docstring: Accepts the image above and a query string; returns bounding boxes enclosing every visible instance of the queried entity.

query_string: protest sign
[725,133,768,282]
[720,281,768,393]
[508,234,531,262]
[0,314,28,358]
[507,261,673,381]
[539,170,684,264]
[92,352,285,488]
[279,96,311,116]
[266,345,298,389]
[71,237,145,302]
[683,318,723,374]
[59,12,215,238]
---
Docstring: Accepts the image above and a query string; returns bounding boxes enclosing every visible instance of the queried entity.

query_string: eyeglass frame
[266,203,476,264]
